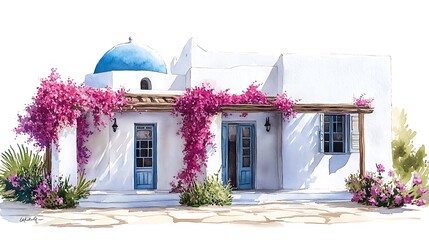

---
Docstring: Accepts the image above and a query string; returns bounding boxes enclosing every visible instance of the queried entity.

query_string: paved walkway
[1,199,427,228]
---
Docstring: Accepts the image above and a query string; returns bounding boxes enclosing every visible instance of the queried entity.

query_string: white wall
[51,127,77,186]
[190,67,279,96]
[174,38,282,96]
[281,54,392,190]
[85,71,186,91]
[84,112,183,191]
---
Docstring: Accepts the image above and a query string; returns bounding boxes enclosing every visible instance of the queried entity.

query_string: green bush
[0,144,95,209]
[0,144,45,203]
[57,175,95,208]
[392,108,428,187]
[179,171,232,207]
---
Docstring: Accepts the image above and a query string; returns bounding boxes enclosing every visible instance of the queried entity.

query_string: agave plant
[0,144,45,202]
[0,144,45,179]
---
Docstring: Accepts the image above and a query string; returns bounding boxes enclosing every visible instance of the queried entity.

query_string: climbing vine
[171,83,298,192]
[15,69,129,173]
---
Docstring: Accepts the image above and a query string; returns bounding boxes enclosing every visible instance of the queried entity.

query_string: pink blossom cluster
[353,93,374,107]
[171,83,298,192]
[15,69,129,172]
[346,163,428,208]
[33,177,63,208]
[229,83,269,105]
[272,93,300,120]
[7,175,23,189]
[76,116,92,174]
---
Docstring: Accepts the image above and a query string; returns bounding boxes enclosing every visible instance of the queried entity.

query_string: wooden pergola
[123,93,373,177]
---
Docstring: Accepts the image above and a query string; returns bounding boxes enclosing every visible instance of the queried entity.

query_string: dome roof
[94,40,167,74]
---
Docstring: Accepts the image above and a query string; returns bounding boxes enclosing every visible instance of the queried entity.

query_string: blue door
[221,123,255,190]
[134,124,157,189]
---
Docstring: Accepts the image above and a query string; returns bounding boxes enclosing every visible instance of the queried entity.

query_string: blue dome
[94,41,167,74]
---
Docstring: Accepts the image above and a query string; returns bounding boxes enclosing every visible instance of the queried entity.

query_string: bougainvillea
[345,163,428,208]
[171,84,228,192]
[15,69,129,173]
[171,83,298,192]
[353,93,374,107]
[272,93,300,120]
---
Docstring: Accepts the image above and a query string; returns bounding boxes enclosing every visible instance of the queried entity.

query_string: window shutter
[319,113,324,153]
[349,114,359,153]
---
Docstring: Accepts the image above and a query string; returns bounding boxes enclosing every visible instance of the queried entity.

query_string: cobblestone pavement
[1,200,427,228]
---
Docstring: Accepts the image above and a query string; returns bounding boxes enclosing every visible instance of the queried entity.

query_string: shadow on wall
[284,114,350,189]
[329,155,349,174]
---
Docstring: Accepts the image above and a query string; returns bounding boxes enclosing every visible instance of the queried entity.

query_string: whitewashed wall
[84,112,183,191]
[85,71,186,91]
[281,54,392,190]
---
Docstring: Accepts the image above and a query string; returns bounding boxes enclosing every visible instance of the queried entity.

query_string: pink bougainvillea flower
[416,199,426,206]
[171,83,298,191]
[376,164,385,173]
[394,195,403,205]
[353,93,374,107]
[413,173,423,185]
[15,69,128,173]
[404,194,414,204]
[417,186,428,196]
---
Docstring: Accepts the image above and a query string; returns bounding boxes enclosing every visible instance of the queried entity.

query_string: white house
[53,38,392,204]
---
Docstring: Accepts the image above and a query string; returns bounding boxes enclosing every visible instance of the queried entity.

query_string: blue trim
[237,124,255,190]
[221,123,228,185]
[134,123,157,189]
[323,114,348,154]
[222,123,255,190]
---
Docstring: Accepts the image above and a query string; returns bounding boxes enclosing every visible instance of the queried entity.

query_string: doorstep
[78,189,352,208]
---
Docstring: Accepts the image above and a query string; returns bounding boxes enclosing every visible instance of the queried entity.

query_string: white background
[0,0,427,153]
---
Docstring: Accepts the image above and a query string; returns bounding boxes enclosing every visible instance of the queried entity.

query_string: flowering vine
[15,69,129,173]
[171,83,298,192]
[353,93,374,107]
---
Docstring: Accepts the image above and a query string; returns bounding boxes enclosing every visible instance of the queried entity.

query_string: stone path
[1,200,427,228]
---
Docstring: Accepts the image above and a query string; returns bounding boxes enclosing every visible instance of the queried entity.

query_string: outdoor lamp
[264,117,271,132]
[112,118,118,132]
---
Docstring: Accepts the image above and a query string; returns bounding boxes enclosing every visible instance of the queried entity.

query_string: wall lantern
[264,117,271,132]
[112,118,118,132]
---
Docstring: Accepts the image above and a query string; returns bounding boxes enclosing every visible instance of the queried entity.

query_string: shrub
[392,108,428,186]
[0,144,95,209]
[0,145,45,203]
[179,171,232,207]
[34,175,95,209]
[345,163,428,208]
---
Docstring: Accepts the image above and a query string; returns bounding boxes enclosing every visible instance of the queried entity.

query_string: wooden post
[45,145,52,176]
[358,112,365,178]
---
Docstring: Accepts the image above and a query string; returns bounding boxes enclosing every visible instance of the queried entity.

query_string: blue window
[320,114,359,153]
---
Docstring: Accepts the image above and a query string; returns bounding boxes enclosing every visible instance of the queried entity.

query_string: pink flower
[15,69,129,172]
[376,164,385,173]
[368,197,377,206]
[404,194,414,204]
[353,93,374,107]
[388,170,394,177]
[351,194,362,202]
[416,199,426,206]
[394,195,403,205]
[413,173,423,185]
[417,186,428,196]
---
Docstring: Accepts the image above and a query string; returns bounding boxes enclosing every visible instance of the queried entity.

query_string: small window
[140,77,152,90]
[319,113,359,154]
